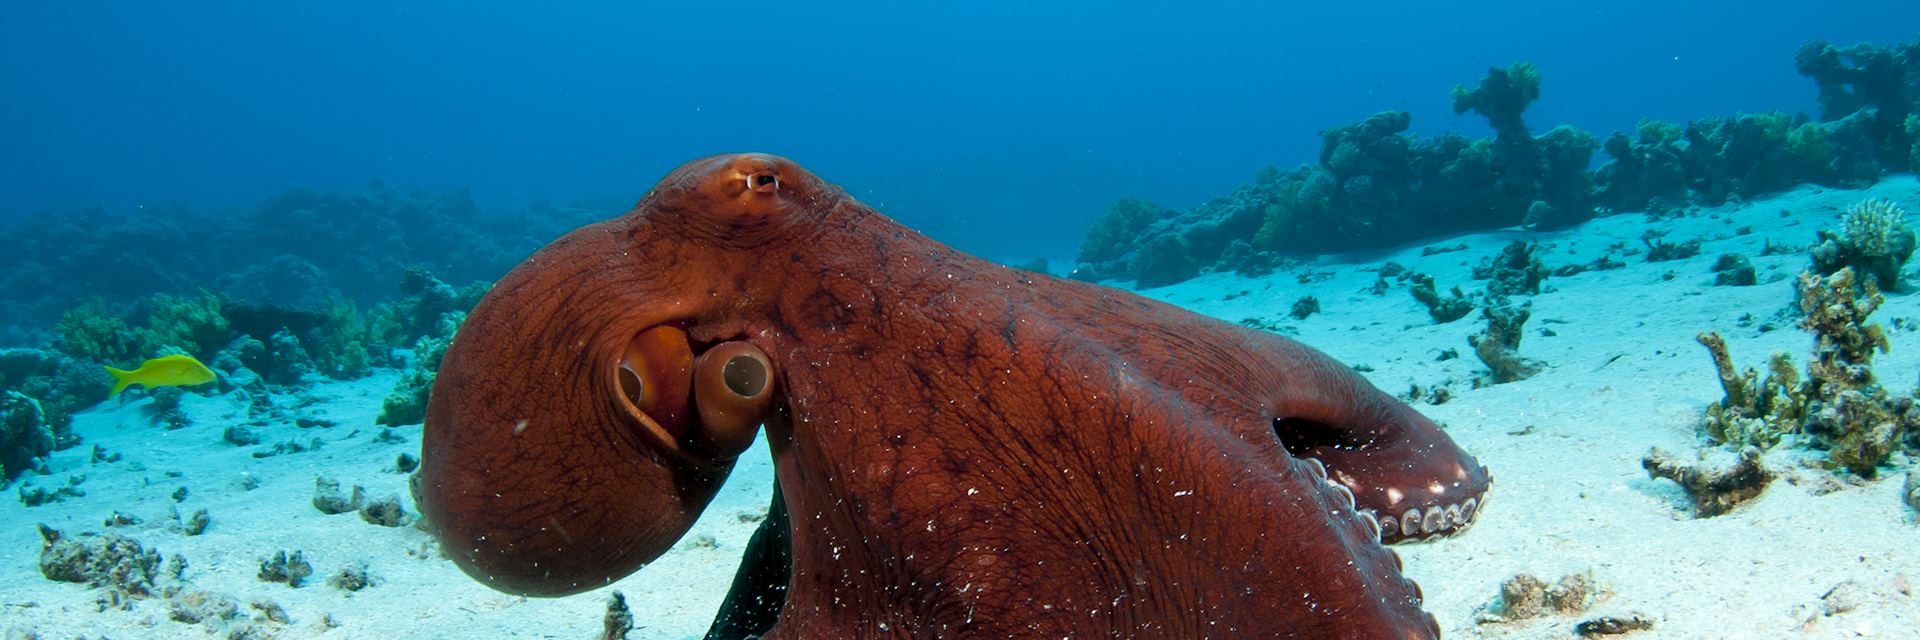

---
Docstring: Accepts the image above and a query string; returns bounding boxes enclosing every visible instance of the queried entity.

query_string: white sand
[3,178,1918,639]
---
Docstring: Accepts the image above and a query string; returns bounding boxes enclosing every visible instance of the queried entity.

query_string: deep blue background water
[4,1,1916,261]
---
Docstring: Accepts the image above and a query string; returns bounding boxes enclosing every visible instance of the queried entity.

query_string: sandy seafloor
[4,178,1920,639]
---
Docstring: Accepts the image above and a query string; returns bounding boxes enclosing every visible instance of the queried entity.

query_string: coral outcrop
[376,313,461,426]
[1,390,54,481]
[1072,38,1920,288]
[1469,301,1543,384]
[1699,269,1920,476]
[1810,198,1915,292]
[38,524,162,597]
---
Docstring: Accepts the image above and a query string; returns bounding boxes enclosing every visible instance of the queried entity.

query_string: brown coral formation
[1480,572,1601,624]
[1698,268,1920,477]
[1643,447,1775,517]
[1470,301,1544,384]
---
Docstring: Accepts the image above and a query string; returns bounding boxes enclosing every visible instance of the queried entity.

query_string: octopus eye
[745,170,779,193]
[618,326,695,439]
[691,341,776,457]
[720,354,768,397]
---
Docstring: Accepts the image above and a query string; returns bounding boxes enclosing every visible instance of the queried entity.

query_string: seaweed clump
[1698,268,1920,476]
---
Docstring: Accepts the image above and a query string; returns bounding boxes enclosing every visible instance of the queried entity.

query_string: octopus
[417,153,1491,639]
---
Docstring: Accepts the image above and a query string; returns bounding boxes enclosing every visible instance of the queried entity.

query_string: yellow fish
[105,354,217,396]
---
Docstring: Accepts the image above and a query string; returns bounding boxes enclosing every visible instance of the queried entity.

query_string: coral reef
[0,179,595,348]
[1073,197,1174,281]
[1573,616,1656,637]
[1072,38,1920,286]
[1698,332,1803,448]
[1469,301,1543,384]
[1642,236,1701,262]
[1905,469,1919,516]
[0,348,109,448]
[1810,198,1915,292]
[168,589,240,624]
[1643,447,1775,516]
[146,386,192,430]
[18,474,87,506]
[182,508,210,536]
[604,591,636,640]
[1795,269,1913,476]
[1,390,54,481]
[1795,39,1918,170]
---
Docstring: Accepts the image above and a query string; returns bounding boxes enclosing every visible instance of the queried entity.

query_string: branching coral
[1698,268,1920,477]
[1468,301,1543,384]
[53,299,139,365]
[135,291,232,359]
[1408,273,1474,324]
[1795,269,1919,476]
[1697,332,1802,448]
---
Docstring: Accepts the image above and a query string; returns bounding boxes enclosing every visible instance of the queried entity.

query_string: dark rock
[358,494,410,527]
[257,550,312,587]
[37,524,161,597]
[312,477,364,515]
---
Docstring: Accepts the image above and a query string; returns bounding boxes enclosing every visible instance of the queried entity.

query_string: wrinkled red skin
[418,154,1489,639]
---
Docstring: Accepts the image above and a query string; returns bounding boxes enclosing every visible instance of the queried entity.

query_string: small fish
[105,354,217,396]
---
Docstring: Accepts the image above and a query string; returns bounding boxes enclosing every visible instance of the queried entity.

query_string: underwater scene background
[3,2,1920,638]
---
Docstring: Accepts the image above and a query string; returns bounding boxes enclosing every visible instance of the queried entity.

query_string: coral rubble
[38,524,162,597]
[1642,447,1775,516]
[257,550,313,587]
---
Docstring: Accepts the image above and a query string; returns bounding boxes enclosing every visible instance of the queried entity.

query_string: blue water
[4,1,1916,260]
[6,4,1920,639]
